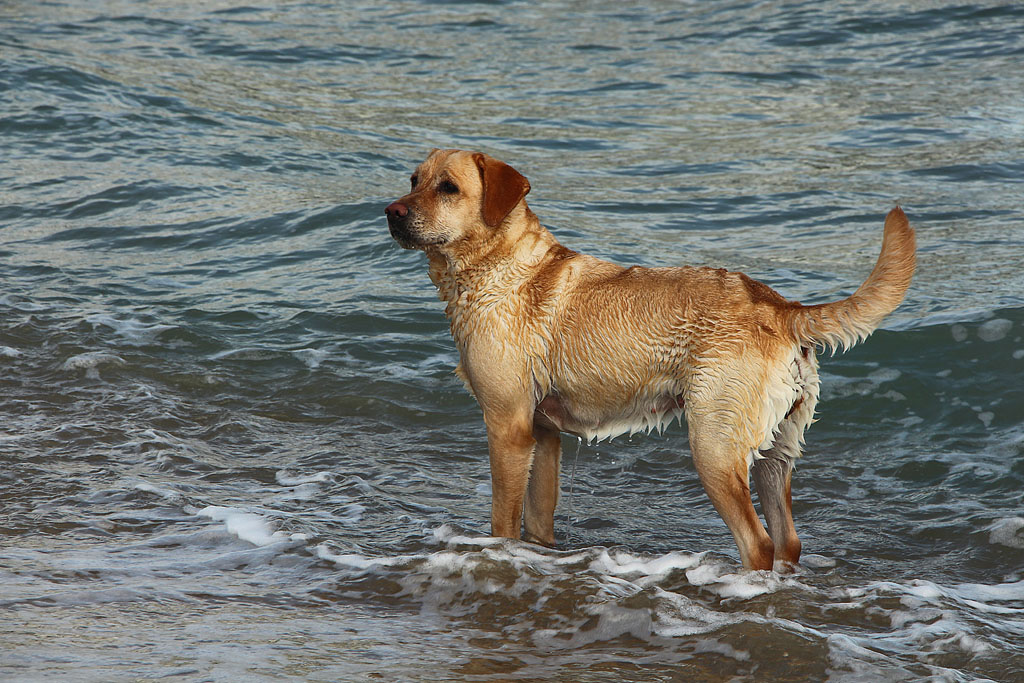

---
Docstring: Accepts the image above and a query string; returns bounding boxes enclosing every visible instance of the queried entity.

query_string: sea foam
[197,505,308,547]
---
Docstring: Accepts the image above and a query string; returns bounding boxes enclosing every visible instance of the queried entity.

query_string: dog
[385,149,916,571]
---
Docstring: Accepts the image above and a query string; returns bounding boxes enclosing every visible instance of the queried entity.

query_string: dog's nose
[385,201,409,219]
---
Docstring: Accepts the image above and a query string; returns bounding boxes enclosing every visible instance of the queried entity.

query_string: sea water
[2,1,1023,680]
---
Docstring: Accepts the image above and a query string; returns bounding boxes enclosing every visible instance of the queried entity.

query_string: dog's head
[384,149,531,252]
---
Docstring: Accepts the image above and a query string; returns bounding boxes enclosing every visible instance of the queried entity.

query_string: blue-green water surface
[2,1,1024,680]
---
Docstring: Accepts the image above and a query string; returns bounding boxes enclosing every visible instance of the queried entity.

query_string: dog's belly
[535,390,685,444]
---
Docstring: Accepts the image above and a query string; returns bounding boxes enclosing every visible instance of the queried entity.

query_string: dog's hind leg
[752,449,801,570]
[753,348,819,570]
[689,429,775,571]
[523,423,561,547]
[752,365,817,570]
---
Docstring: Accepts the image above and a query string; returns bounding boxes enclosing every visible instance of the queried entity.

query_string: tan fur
[385,149,917,571]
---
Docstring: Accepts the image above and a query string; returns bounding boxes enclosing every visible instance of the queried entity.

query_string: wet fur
[386,149,916,571]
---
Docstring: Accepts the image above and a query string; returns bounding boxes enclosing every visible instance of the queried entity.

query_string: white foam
[0,295,47,312]
[930,630,996,656]
[209,347,280,361]
[416,352,458,372]
[827,632,904,677]
[275,470,334,486]
[270,483,322,502]
[290,521,1023,668]
[313,525,1017,666]
[431,524,505,548]
[977,317,1012,342]
[693,637,751,661]
[292,348,329,368]
[62,352,126,378]
[134,482,184,503]
[898,415,924,428]
[86,313,176,345]
[337,503,366,524]
[801,554,837,569]
[197,506,307,547]
[315,544,408,570]
[648,586,761,638]
[419,549,485,576]
[846,484,869,500]
[986,517,1024,549]
[838,576,1024,661]
[953,578,1024,603]
[0,345,21,358]
[903,579,945,601]
[343,475,377,496]
[684,562,790,599]
[589,548,703,583]
[893,609,995,657]
[533,605,654,648]
[867,367,902,383]
[428,527,807,604]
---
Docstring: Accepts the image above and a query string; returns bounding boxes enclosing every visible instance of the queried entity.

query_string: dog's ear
[473,153,531,228]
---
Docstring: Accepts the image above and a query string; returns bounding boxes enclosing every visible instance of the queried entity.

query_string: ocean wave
[300,523,1021,676]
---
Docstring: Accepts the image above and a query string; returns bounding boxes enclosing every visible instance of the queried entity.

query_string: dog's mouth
[389,221,433,249]
[387,212,447,250]
[388,221,420,250]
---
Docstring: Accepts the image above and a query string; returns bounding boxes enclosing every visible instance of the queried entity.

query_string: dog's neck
[426,203,562,307]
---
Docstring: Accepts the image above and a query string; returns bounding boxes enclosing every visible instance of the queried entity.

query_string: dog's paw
[521,531,557,549]
[772,559,803,575]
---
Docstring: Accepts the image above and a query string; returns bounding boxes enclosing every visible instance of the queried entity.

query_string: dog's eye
[438,180,459,195]
[410,175,418,189]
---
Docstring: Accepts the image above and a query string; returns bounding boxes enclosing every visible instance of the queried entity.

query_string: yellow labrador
[385,149,916,571]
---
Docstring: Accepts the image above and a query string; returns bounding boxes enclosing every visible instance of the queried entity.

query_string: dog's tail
[785,207,917,352]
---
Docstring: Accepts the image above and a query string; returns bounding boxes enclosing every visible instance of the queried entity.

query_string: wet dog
[385,149,916,570]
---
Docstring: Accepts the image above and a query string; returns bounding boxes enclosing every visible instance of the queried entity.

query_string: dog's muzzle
[385,201,417,248]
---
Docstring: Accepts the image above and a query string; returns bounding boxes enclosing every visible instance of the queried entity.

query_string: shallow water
[2,1,1024,680]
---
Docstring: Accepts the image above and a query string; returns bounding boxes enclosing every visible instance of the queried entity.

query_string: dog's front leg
[484,411,537,539]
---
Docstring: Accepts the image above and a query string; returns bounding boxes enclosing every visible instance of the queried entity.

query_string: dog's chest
[441,267,558,353]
